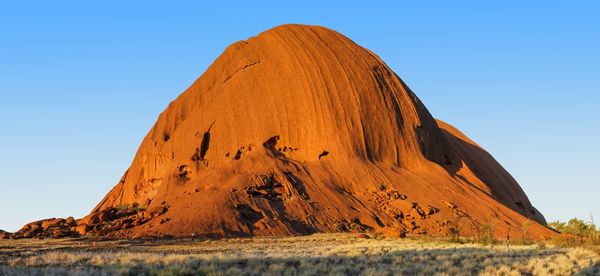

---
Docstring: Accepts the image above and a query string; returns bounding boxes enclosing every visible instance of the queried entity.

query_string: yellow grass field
[1,234,599,275]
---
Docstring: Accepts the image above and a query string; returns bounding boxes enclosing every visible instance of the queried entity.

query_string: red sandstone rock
[12,24,555,240]
[376,227,407,238]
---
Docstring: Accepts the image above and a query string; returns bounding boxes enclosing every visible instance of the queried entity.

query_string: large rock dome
[78,24,553,239]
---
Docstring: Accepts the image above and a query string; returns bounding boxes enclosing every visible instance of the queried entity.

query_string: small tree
[448,215,464,243]
[548,221,567,232]
[476,220,496,245]
[519,220,532,244]
[590,212,598,241]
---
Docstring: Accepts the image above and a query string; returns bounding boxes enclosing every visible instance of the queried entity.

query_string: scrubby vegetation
[548,217,600,256]
[1,233,599,275]
[549,218,600,241]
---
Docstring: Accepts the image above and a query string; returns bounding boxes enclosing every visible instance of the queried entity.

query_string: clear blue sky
[1,1,598,232]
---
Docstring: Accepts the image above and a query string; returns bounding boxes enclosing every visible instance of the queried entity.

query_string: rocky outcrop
[3,203,168,239]
[75,204,162,237]
[9,217,78,239]
[11,24,555,240]
[0,230,9,240]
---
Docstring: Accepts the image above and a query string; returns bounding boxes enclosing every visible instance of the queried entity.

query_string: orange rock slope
[9,24,556,240]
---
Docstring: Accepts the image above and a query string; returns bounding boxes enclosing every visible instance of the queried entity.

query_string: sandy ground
[1,233,599,275]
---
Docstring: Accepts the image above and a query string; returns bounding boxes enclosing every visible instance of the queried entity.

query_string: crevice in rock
[263,135,288,159]
[263,136,280,150]
[234,148,244,160]
[235,204,264,225]
[245,172,284,201]
[318,150,329,159]
[177,165,190,182]
[515,201,525,209]
[283,171,310,200]
[223,60,261,83]
[199,121,214,160]
[443,154,452,165]
[192,121,215,162]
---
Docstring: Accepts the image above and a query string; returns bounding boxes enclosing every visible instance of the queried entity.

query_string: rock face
[11,24,555,239]
[7,217,78,239]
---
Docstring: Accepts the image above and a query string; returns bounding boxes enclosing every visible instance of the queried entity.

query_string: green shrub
[549,217,600,247]
[475,222,496,245]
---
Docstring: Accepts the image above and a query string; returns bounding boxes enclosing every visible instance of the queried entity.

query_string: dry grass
[1,234,599,275]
